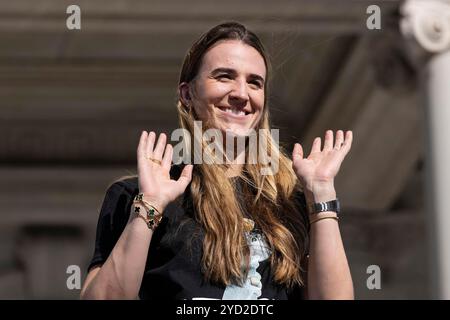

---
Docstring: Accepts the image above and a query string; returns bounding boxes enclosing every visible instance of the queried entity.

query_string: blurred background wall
[1,0,447,299]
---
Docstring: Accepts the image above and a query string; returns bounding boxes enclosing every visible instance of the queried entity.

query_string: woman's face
[187,40,266,137]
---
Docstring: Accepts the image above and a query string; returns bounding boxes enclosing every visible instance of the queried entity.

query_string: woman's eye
[249,80,263,88]
[217,74,232,80]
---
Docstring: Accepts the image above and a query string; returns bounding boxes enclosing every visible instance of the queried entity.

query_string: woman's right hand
[137,131,193,212]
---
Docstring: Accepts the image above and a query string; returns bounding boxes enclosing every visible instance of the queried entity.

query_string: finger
[336,130,353,162]
[341,130,353,155]
[153,133,167,160]
[145,131,156,159]
[176,164,193,191]
[311,137,321,154]
[137,131,148,161]
[162,144,173,170]
[292,143,303,160]
[323,130,333,151]
[334,130,344,150]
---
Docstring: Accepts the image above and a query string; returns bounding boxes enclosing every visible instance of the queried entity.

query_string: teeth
[223,107,245,116]
[232,109,245,116]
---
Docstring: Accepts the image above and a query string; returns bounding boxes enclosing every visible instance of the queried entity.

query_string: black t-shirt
[88,165,309,300]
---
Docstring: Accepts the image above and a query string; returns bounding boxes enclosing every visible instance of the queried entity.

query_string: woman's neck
[221,132,246,178]
[225,149,245,178]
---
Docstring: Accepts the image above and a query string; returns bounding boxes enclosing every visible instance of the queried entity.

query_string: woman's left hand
[292,130,353,198]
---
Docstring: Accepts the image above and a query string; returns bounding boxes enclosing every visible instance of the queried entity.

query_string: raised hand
[137,131,193,212]
[292,130,353,195]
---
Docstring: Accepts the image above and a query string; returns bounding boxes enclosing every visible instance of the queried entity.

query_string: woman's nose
[229,81,249,104]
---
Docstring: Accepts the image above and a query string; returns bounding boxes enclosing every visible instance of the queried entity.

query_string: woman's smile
[216,106,252,120]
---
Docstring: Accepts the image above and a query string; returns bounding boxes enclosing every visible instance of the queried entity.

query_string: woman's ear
[179,82,192,107]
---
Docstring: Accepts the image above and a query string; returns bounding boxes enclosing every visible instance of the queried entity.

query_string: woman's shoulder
[109,176,138,195]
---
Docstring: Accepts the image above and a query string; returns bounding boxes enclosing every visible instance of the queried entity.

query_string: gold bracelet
[133,193,162,216]
[140,199,162,217]
[132,203,162,230]
[309,213,339,224]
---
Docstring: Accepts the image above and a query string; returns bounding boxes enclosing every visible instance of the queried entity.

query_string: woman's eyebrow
[210,67,237,76]
[211,67,265,83]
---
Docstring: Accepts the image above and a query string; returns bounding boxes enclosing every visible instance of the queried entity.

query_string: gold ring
[147,157,162,165]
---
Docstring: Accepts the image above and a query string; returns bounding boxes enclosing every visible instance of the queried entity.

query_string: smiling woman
[179,35,267,138]
[80,22,354,300]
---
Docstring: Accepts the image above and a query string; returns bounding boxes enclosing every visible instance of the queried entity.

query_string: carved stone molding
[401,0,450,53]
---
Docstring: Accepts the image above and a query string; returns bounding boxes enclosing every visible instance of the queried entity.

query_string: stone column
[401,0,450,299]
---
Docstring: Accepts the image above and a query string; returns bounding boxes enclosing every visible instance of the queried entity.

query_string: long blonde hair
[177,22,309,288]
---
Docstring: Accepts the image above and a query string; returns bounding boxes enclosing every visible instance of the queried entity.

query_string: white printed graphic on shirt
[221,229,271,300]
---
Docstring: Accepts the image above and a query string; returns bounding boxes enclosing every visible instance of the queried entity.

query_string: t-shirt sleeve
[87,181,133,273]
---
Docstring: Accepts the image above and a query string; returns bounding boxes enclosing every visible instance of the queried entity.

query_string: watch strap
[308,198,340,215]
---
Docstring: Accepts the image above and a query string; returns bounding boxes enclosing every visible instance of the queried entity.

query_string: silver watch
[308,198,340,215]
